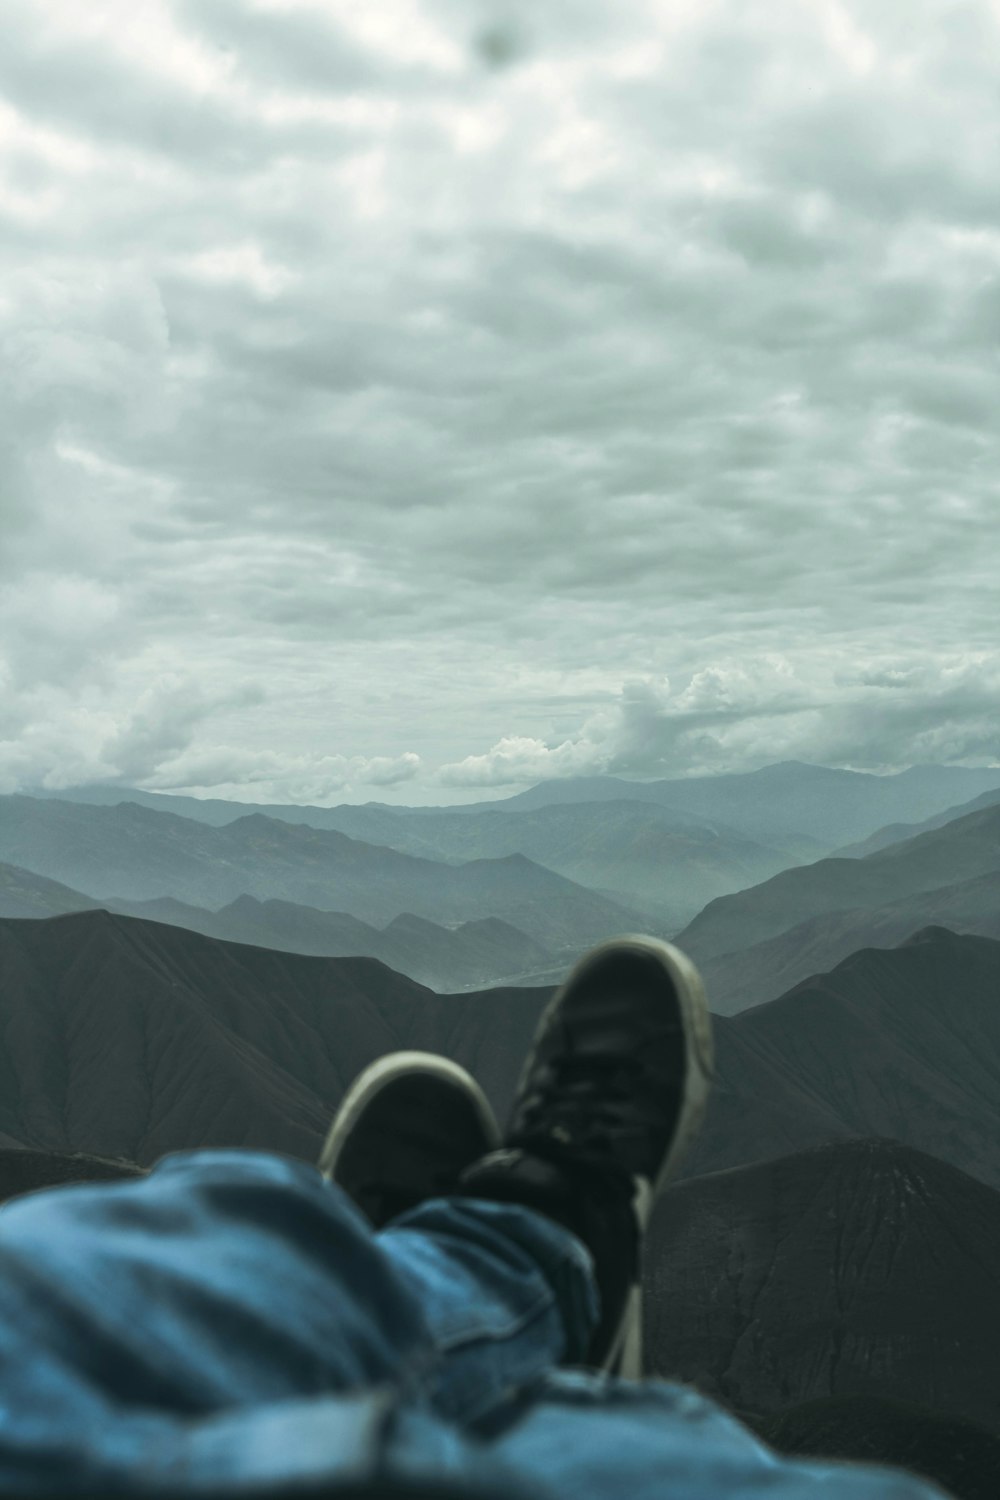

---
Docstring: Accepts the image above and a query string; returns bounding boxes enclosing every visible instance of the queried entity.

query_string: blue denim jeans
[0,1150,947,1498]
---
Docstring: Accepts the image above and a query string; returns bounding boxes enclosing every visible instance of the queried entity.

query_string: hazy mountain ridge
[0,862,104,919]
[28,788,811,925]
[676,798,1000,964]
[0,796,643,951]
[0,863,557,993]
[700,866,1000,1013]
[310,798,799,922]
[122,895,557,993]
[469,761,1000,847]
[646,1138,1000,1432]
[833,782,1000,858]
[31,762,1000,858]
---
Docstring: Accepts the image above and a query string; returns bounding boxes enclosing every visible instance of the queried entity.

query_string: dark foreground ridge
[2,912,998,1201]
[0,1148,141,1204]
[646,1137,1000,1435]
[755,1394,1000,1500]
[0,909,550,1164]
[682,924,1000,1191]
[1,912,999,1485]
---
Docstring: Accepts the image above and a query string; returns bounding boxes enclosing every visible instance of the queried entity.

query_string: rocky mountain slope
[683,927,1000,1191]
[645,1138,1000,1433]
[0,1149,141,1202]
[0,910,551,1164]
[756,1394,1000,1500]
[2,914,996,1201]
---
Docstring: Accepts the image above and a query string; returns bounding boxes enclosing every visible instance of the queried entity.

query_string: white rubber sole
[318,1050,501,1182]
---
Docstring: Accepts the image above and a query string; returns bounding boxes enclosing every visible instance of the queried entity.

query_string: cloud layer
[2,0,999,799]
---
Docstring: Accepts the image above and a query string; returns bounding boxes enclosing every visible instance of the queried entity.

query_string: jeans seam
[431,1284,557,1354]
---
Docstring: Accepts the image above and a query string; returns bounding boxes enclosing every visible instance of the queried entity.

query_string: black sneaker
[457,935,713,1375]
[319,1051,501,1228]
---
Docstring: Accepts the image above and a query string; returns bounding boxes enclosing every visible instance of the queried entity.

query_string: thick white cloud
[441,653,1000,785]
[2,0,999,800]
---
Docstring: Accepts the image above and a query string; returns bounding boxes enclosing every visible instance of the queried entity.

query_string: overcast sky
[2,0,999,804]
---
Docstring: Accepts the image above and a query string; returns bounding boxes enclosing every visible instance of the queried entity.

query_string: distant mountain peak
[901,923,964,946]
[230,812,282,830]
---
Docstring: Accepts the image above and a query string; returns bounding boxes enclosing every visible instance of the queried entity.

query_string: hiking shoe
[319,1051,501,1229]
[457,935,713,1375]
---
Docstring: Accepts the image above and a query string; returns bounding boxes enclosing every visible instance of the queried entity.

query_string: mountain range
[2,900,999,1464]
[677,797,1000,972]
[467,761,1000,847]
[31,761,1000,915]
[700,866,1000,1013]
[0,862,556,992]
[23,789,812,924]
[2,911,996,1199]
[682,926,1000,1191]
[26,775,1000,1011]
[0,909,551,1164]
[0,796,642,951]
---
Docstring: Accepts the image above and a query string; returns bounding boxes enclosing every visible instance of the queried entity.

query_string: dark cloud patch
[175,0,382,94]
[473,21,530,72]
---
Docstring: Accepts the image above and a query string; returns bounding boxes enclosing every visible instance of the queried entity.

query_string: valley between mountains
[2,760,999,1452]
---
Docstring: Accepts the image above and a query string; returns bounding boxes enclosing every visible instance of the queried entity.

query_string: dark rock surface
[647,1138,1000,1434]
[755,1394,1000,1500]
[0,910,549,1165]
[0,1148,142,1205]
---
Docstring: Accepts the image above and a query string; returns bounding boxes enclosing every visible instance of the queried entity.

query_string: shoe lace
[516,1047,655,1150]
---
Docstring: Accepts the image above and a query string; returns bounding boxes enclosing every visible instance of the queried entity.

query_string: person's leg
[0,934,709,1473]
[319,1050,600,1428]
[378,1193,598,1428]
[0,1144,596,1423]
[484,1370,953,1500]
[0,1144,596,1494]
[317,935,714,1412]
[0,1149,950,1500]
[0,1149,432,1417]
